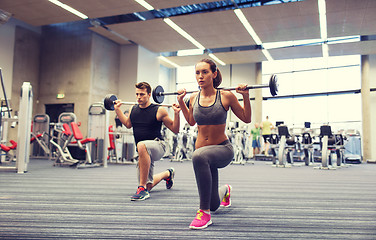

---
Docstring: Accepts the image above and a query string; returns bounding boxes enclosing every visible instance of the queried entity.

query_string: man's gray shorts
[137,138,166,185]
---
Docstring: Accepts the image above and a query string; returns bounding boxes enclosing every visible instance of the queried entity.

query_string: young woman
[177,59,252,229]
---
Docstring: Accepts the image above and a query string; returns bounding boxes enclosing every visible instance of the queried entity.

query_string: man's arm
[114,101,132,129]
[157,105,180,134]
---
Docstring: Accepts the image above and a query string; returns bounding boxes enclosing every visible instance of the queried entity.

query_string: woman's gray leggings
[192,140,234,211]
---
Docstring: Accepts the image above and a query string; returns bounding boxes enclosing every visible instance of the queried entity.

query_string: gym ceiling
[1,0,376,67]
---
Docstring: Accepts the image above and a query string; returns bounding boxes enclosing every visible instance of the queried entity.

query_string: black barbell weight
[103,94,173,111]
[152,74,279,104]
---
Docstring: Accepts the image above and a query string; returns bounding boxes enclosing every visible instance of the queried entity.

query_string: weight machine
[232,128,248,165]
[276,125,297,167]
[0,81,33,173]
[173,123,195,162]
[71,121,101,168]
[301,132,315,166]
[88,103,109,167]
[106,111,136,164]
[107,126,136,164]
[50,112,79,167]
[269,133,279,165]
[31,114,51,159]
[343,129,362,164]
[316,125,346,170]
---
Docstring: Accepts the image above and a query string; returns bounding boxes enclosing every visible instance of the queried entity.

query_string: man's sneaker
[130,186,150,201]
[189,210,212,229]
[165,167,175,189]
[220,184,232,207]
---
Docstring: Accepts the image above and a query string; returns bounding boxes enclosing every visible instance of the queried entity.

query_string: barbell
[103,94,172,111]
[152,74,278,104]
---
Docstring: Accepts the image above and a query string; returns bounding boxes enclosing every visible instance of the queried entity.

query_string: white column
[361,55,371,162]
[255,62,262,124]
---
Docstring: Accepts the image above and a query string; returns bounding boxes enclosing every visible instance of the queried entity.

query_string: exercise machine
[276,125,297,167]
[0,140,17,163]
[107,125,116,163]
[50,123,79,167]
[107,125,135,164]
[106,112,136,164]
[317,125,345,170]
[343,129,362,164]
[232,128,248,165]
[301,131,314,166]
[50,112,79,167]
[173,123,192,162]
[31,114,51,159]
[0,82,33,173]
[70,121,101,168]
[269,133,279,165]
[88,103,109,167]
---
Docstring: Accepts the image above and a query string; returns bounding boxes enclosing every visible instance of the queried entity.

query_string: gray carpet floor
[0,159,375,239]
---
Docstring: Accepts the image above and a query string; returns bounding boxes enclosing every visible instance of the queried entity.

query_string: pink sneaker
[220,184,232,207]
[189,209,212,229]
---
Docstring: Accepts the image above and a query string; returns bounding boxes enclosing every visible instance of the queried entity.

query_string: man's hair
[135,82,151,94]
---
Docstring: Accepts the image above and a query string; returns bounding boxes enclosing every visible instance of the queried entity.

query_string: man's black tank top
[130,103,163,145]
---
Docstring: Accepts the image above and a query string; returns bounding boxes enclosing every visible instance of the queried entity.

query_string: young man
[114,82,180,201]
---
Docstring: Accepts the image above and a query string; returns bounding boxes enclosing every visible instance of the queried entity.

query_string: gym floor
[1,159,375,239]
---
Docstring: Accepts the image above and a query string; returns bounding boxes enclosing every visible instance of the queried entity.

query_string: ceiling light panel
[89,26,132,45]
[60,0,145,18]
[159,56,181,68]
[164,49,268,66]
[208,53,226,66]
[163,18,205,50]
[108,18,198,52]
[171,9,257,49]
[134,0,154,10]
[49,0,88,19]
[163,55,209,67]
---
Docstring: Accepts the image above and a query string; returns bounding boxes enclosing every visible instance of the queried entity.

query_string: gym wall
[2,19,41,142]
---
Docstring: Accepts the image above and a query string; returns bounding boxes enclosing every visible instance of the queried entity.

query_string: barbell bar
[152,74,278,104]
[103,94,173,111]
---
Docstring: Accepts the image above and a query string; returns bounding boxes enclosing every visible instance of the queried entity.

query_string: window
[262,55,361,132]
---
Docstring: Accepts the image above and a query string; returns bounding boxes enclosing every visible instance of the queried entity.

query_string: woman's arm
[177,89,197,126]
[226,84,252,123]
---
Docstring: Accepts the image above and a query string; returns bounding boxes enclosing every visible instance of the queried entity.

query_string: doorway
[45,103,74,123]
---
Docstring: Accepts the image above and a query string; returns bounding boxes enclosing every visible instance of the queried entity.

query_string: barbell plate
[104,94,118,111]
[152,85,165,104]
[269,74,278,96]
